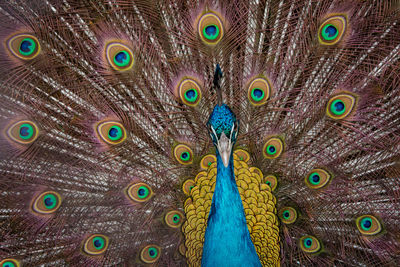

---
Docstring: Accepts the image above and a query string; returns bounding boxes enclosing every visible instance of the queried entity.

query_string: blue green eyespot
[137,186,149,199]
[126,182,153,203]
[304,238,312,248]
[321,24,339,41]
[107,125,123,141]
[43,193,57,209]
[148,248,158,258]
[356,215,382,235]
[266,145,276,155]
[174,144,194,165]
[141,245,161,263]
[105,42,134,71]
[280,207,297,224]
[326,92,357,120]
[32,191,62,215]
[19,123,34,139]
[0,259,20,267]
[299,235,321,253]
[7,34,40,60]
[263,137,284,159]
[19,38,36,56]
[247,77,271,106]
[310,173,320,185]
[198,12,224,45]
[318,15,347,45]
[7,120,39,144]
[305,168,331,189]
[180,151,191,161]
[96,121,127,145]
[83,234,109,255]
[113,50,131,67]
[165,210,184,228]
[203,24,220,40]
[177,77,202,107]
[251,88,264,101]
[185,89,198,102]
[330,99,346,115]
[93,237,105,250]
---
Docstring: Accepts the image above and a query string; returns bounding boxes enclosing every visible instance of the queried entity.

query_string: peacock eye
[32,191,62,215]
[96,121,127,145]
[247,77,271,106]
[177,78,202,107]
[279,207,297,224]
[262,137,284,159]
[322,24,338,40]
[6,120,39,145]
[356,215,382,235]
[174,144,194,165]
[7,34,40,60]
[126,182,153,203]
[165,210,185,228]
[200,154,217,169]
[264,175,277,191]
[83,234,109,255]
[318,15,347,45]
[140,245,161,263]
[105,42,134,71]
[182,179,195,196]
[326,93,356,120]
[0,258,20,267]
[305,168,331,189]
[299,235,321,253]
[198,12,224,45]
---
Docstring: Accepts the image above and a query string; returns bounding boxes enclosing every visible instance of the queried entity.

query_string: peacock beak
[210,124,235,168]
[218,132,232,167]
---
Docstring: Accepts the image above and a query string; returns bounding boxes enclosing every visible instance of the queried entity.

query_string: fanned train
[0,0,400,266]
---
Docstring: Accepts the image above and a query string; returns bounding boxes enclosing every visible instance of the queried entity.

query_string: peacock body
[0,0,400,266]
[200,104,263,267]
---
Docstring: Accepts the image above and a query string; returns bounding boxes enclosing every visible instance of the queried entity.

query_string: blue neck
[201,150,261,267]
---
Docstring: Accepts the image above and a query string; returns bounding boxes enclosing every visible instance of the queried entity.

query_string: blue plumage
[202,104,261,267]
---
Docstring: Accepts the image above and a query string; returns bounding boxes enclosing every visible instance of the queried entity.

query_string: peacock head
[207,104,239,167]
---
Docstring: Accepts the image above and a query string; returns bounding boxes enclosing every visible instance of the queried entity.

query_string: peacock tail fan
[0,0,399,266]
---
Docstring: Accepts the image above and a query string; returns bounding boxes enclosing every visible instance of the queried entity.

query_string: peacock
[1,0,400,266]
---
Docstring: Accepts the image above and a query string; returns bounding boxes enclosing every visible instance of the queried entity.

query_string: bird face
[207,104,239,167]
